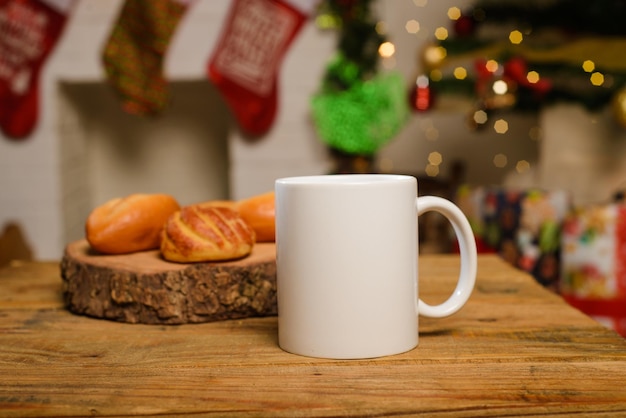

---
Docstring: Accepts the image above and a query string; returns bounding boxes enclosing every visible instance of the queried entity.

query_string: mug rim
[276,174,416,186]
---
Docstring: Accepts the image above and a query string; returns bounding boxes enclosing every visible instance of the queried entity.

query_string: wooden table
[1,255,625,417]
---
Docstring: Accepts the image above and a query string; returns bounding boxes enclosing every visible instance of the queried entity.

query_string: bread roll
[161,205,255,262]
[236,191,275,242]
[194,200,238,211]
[86,193,180,254]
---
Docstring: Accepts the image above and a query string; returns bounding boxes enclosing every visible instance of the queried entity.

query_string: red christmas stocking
[0,0,74,140]
[208,0,319,137]
[102,0,193,116]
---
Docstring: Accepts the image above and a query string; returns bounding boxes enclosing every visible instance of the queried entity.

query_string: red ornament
[503,56,552,97]
[454,14,475,37]
[409,75,433,112]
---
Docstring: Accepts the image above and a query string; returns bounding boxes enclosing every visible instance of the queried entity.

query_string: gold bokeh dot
[453,66,467,80]
[509,30,523,44]
[516,160,531,173]
[430,69,442,81]
[494,119,509,134]
[405,19,420,34]
[485,59,499,73]
[375,21,387,35]
[434,27,449,40]
[590,72,604,86]
[447,7,461,20]
[527,71,540,83]
[473,109,488,124]
[428,151,443,165]
[582,60,595,72]
[423,45,447,67]
[425,164,440,177]
[493,154,508,168]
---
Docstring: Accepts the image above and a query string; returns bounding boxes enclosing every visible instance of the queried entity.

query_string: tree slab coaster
[61,240,277,324]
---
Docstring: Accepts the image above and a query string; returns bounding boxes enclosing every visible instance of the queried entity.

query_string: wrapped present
[456,187,570,290]
[561,203,626,337]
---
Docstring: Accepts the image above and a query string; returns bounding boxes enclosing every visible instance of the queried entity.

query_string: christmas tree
[311,0,409,172]
[423,0,626,127]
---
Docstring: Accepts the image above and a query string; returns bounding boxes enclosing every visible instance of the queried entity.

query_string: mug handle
[416,196,477,318]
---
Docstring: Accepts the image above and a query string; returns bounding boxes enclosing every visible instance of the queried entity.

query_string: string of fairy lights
[385,0,539,177]
[315,0,623,178]
[405,0,626,177]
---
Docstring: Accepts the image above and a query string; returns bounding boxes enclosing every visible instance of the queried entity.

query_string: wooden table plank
[1,255,626,417]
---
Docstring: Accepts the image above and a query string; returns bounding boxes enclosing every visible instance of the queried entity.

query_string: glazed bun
[195,200,238,211]
[86,193,180,254]
[160,205,255,262]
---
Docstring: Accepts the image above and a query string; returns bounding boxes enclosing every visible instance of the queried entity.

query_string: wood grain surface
[61,240,277,324]
[1,255,626,417]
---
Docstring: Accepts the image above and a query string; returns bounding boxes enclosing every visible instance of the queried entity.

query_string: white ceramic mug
[275,174,477,359]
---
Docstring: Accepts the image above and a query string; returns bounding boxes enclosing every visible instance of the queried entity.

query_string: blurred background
[2,0,626,335]
[0,0,548,260]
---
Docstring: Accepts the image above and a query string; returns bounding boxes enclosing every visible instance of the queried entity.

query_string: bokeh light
[405,19,420,34]
[453,66,467,79]
[509,30,523,44]
[493,154,508,168]
[590,72,604,86]
[494,119,509,133]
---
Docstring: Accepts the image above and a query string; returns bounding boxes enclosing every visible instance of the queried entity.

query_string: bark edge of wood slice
[60,240,277,325]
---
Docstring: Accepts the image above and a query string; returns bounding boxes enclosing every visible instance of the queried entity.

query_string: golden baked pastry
[236,191,275,242]
[161,205,255,262]
[85,193,180,254]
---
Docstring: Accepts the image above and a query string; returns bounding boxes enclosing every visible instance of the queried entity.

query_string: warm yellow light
[447,7,461,20]
[582,60,595,72]
[375,21,387,35]
[590,72,604,86]
[493,153,508,168]
[425,164,440,177]
[378,41,395,58]
[434,27,449,40]
[453,66,467,80]
[473,109,488,124]
[509,30,523,44]
[516,160,531,173]
[428,151,443,166]
[527,71,540,84]
[492,80,508,95]
[423,45,447,67]
[429,69,442,81]
[485,60,499,73]
[494,119,509,134]
[405,19,420,34]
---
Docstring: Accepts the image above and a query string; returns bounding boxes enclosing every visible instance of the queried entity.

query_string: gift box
[456,187,570,291]
[560,203,626,337]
